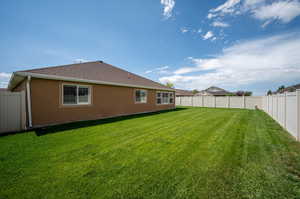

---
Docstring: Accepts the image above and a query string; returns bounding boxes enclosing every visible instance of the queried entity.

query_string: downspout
[26,76,32,128]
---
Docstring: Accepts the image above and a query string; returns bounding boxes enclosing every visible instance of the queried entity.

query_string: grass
[1,107,300,199]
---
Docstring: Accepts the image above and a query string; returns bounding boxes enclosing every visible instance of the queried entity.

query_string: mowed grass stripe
[1,108,300,199]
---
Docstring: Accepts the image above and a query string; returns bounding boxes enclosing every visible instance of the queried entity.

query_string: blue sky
[1,0,300,95]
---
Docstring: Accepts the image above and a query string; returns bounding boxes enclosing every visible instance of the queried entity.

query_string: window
[63,85,77,104]
[135,89,147,103]
[169,93,174,104]
[162,93,169,104]
[63,84,91,105]
[157,91,174,105]
[156,92,162,104]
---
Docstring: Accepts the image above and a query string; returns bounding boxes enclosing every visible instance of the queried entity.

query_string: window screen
[135,90,147,103]
[63,85,77,104]
[63,85,90,105]
[78,86,89,103]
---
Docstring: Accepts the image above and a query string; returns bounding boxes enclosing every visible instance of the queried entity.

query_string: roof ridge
[100,62,171,90]
[18,61,101,73]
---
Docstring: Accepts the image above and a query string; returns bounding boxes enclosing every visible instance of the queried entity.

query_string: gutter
[26,76,32,128]
[14,72,174,92]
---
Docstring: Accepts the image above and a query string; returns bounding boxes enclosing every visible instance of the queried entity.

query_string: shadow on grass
[34,107,187,136]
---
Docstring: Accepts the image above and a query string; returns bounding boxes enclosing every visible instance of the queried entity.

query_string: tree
[165,82,174,88]
[226,93,236,96]
[236,91,252,96]
[192,89,199,94]
[244,91,252,96]
[236,91,244,96]
[277,85,285,93]
[267,90,272,95]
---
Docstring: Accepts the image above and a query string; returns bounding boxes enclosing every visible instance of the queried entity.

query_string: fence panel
[216,97,228,108]
[277,94,285,127]
[0,91,26,134]
[176,96,261,110]
[261,91,300,140]
[181,96,192,106]
[245,96,262,109]
[286,92,298,139]
[268,96,273,116]
[203,96,215,107]
[229,97,244,108]
[193,96,203,107]
[273,95,278,121]
[175,96,181,106]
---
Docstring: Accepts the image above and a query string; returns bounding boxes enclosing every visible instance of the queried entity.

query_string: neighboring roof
[175,89,194,96]
[283,84,300,93]
[8,61,173,91]
[196,86,232,96]
[0,88,7,91]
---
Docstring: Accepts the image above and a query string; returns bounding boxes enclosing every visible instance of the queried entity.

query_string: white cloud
[210,0,241,15]
[180,27,189,33]
[159,32,300,91]
[207,0,300,27]
[212,21,230,27]
[244,0,265,7]
[202,31,214,40]
[253,0,300,23]
[207,13,217,19]
[160,0,175,19]
[145,66,170,74]
[0,72,11,88]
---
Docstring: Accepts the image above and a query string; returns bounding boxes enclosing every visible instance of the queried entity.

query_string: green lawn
[1,107,300,199]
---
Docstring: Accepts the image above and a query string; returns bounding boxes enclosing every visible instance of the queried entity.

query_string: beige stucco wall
[27,78,174,127]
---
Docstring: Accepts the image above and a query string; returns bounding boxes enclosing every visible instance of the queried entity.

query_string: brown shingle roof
[16,61,172,90]
[175,89,194,96]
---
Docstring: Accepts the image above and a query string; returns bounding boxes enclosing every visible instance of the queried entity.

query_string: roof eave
[14,72,174,91]
[8,72,26,91]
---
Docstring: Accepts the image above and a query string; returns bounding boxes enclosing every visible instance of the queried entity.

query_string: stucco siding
[30,78,175,127]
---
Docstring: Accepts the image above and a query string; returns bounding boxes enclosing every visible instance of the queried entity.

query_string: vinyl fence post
[243,96,245,109]
[191,96,193,107]
[284,92,287,129]
[267,95,270,114]
[297,90,300,141]
[227,96,230,108]
[202,96,204,107]
[214,96,216,108]
[272,95,275,117]
[277,94,279,121]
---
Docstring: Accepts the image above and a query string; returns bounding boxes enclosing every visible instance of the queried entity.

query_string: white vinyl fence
[0,91,26,134]
[176,96,262,110]
[262,90,300,140]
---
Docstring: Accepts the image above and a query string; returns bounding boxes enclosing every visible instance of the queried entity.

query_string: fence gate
[0,91,26,134]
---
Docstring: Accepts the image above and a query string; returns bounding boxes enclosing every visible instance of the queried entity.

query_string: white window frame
[156,91,174,105]
[62,84,91,105]
[135,89,147,103]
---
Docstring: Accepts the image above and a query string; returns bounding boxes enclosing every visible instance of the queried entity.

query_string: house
[175,89,194,97]
[7,61,175,128]
[280,84,300,93]
[196,86,232,96]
